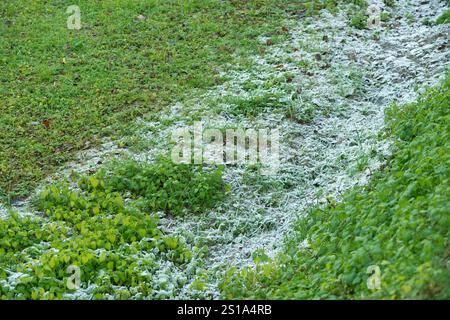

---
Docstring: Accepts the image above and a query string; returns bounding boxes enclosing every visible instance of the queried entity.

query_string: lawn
[0,0,291,201]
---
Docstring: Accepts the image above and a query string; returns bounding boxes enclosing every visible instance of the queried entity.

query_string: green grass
[436,10,450,25]
[0,0,292,201]
[223,93,289,118]
[221,76,450,299]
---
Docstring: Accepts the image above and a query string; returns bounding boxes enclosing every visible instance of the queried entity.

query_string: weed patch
[101,158,226,215]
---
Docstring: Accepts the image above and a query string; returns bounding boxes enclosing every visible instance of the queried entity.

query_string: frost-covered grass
[1,0,449,300]
[221,75,450,299]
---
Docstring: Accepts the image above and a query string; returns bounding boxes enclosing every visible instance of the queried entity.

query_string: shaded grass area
[0,0,293,201]
[221,76,450,299]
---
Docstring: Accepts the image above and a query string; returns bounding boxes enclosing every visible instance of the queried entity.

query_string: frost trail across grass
[1,0,449,299]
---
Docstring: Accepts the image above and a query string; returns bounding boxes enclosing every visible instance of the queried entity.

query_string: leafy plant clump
[296,0,366,17]
[350,11,368,29]
[1,181,192,299]
[223,93,288,118]
[221,76,450,299]
[0,149,225,298]
[100,158,226,215]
